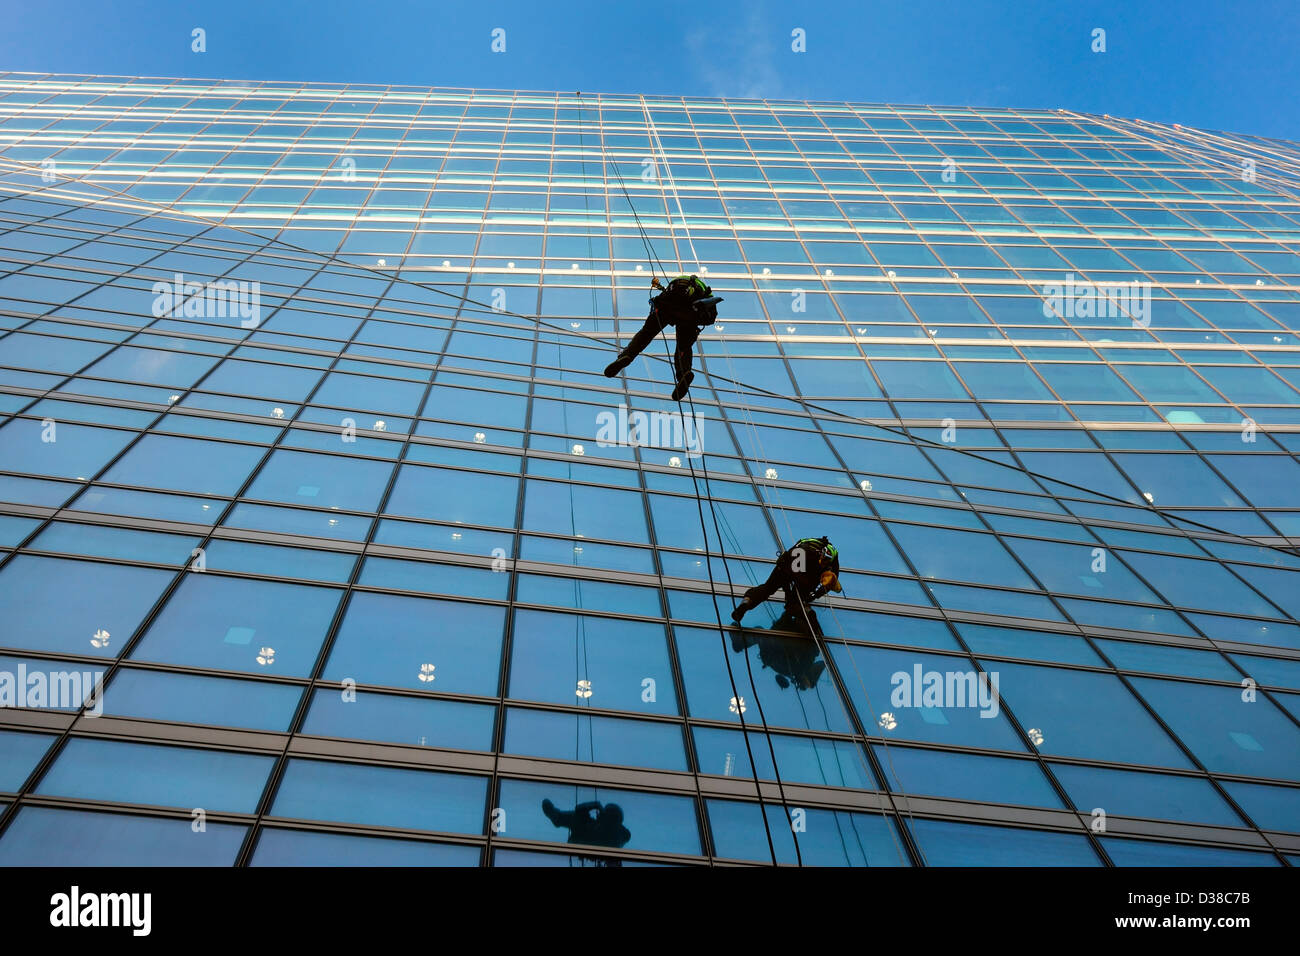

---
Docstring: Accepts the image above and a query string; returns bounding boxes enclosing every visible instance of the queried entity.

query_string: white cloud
[686,9,790,101]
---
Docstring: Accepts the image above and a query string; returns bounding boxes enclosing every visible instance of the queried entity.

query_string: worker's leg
[605,309,666,376]
[732,555,792,623]
[669,321,700,399]
[542,798,578,831]
[673,322,700,381]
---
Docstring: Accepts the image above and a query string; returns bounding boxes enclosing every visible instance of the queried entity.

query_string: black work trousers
[621,307,700,380]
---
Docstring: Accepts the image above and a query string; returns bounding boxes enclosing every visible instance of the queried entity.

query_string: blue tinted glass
[1102,838,1279,867]
[504,707,686,770]
[837,611,959,650]
[693,727,875,788]
[1220,781,1300,832]
[270,758,485,834]
[0,555,173,657]
[523,479,649,544]
[678,625,852,732]
[102,668,303,731]
[496,778,700,856]
[301,688,495,751]
[0,514,40,547]
[508,609,677,715]
[954,622,1104,666]
[202,539,356,583]
[0,807,246,866]
[224,502,371,541]
[1094,639,1241,681]
[874,745,1063,807]
[245,449,394,511]
[0,729,56,791]
[251,828,479,866]
[514,574,661,616]
[1232,654,1300,690]
[130,575,343,677]
[358,556,509,600]
[0,418,134,480]
[69,485,223,524]
[831,644,1023,749]
[986,661,1193,768]
[707,800,908,866]
[28,522,199,565]
[385,464,519,527]
[520,535,655,574]
[36,738,273,812]
[1050,763,1244,827]
[1128,677,1300,781]
[909,818,1100,866]
[322,592,504,695]
[101,434,265,496]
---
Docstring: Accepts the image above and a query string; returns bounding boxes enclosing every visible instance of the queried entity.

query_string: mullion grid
[2,78,1300,863]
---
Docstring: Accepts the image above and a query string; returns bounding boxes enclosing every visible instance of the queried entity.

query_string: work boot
[604,352,632,377]
[671,370,694,401]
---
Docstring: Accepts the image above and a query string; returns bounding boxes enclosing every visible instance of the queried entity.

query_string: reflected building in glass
[0,73,1297,866]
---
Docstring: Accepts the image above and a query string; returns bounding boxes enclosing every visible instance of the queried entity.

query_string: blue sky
[3,0,1298,139]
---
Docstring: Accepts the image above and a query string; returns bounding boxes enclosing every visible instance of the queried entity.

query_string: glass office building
[0,72,1297,866]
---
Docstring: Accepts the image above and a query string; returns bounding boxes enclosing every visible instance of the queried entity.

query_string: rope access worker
[541,798,631,863]
[604,274,722,401]
[731,535,842,626]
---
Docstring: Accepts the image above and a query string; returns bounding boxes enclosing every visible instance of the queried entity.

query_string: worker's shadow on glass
[541,798,632,867]
[729,609,827,691]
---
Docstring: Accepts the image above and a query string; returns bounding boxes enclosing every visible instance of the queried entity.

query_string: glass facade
[0,73,1297,866]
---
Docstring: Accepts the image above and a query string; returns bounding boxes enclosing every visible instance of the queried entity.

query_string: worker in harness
[604,274,722,401]
[731,536,842,626]
[541,797,631,865]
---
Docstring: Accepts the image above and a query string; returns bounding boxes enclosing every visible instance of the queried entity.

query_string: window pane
[872,745,1062,807]
[322,592,505,696]
[831,644,1023,749]
[0,807,246,866]
[0,729,56,791]
[1050,763,1244,827]
[244,449,394,511]
[1128,677,1300,781]
[102,668,303,731]
[0,555,174,657]
[508,609,677,715]
[678,625,852,732]
[496,778,700,857]
[270,758,486,834]
[301,688,495,751]
[908,819,1099,866]
[250,828,479,866]
[505,707,685,770]
[985,661,1192,768]
[693,727,875,789]
[1102,838,1279,867]
[36,739,273,813]
[130,576,343,677]
[1221,781,1300,832]
[707,799,907,866]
